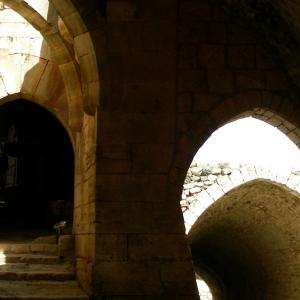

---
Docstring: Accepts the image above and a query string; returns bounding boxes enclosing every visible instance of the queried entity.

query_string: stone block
[131,143,173,173]
[142,21,176,51]
[75,234,94,258]
[97,158,131,174]
[177,113,198,133]
[77,49,99,88]
[183,209,198,227]
[179,1,212,20]
[236,70,265,90]
[103,82,175,113]
[178,22,206,43]
[178,93,193,112]
[266,70,289,91]
[96,174,168,202]
[128,234,191,261]
[93,262,162,295]
[193,93,220,112]
[206,184,224,201]
[59,235,74,257]
[206,22,226,44]
[137,0,177,20]
[188,202,206,218]
[286,174,300,190]
[95,201,184,234]
[95,234,127,261]
[160,262,198,295]
[99,143,130,160]
[228,46,255,69]
[256,46,276,69]
[179,45,197,69]
[178,69,207,92]
[125,113,175,143]
[227,23,257,44]
[198,45,225,68]
[196,190,214,209]
[229,170,244,186]
[105,22,143,54]
[208,69,234,94]
[34,61,63,104]
[169,166,189,186]
[126,51,176,85]
[107,0,137,21]
[76,257,92,294]
[21,56,48,96]
[160,261,196,282]
[235,91,262,112]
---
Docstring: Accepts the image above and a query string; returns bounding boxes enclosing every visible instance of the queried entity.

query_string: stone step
[0,280,88,299]
[0,243,58,255]
[3,253,60,264]
[0,263,74,281]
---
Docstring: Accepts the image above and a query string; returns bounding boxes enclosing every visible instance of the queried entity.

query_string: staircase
[0,241,88,299]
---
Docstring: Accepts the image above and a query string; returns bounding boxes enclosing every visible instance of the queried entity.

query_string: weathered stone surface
[182,163,300,235]
[189,180,300,300]
[3,0,300,299]
[0,240,87,299]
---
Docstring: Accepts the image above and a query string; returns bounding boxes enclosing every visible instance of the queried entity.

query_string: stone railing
[182,163,300,233]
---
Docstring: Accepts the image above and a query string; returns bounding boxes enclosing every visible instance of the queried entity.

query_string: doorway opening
[0,99,74,241]
[183,116,300,299]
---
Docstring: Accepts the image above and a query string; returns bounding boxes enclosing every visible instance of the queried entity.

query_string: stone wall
[5,0,300,298]
[182,163,300,233]
[189,179,300,300]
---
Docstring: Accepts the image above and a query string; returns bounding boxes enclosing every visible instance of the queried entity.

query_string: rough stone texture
[0,240,87,299]
[59,235,74,258]
[189,180,300,299]
[3,0,300,299]
[182,163,300,232]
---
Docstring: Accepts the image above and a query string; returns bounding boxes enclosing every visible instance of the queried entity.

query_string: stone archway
[189,179,300,300]
[0,99,74,236]
[182,163,300,233]
[169,93,300,298]
[0,3,99,293]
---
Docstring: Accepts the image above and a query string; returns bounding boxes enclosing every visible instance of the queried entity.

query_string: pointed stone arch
[0,98,75,228]
[169,91,300,234]
[1,0,100,130]
[183,166,300,233]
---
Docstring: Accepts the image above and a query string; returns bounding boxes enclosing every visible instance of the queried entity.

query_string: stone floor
[0,228,88,300]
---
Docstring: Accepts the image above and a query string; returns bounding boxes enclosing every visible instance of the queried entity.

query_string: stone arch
[0,98,75,228]
[1,0,83,130]
[0,94,75,149]
[49,0,100,115]
[1,0,100,129]
[183,165,300,233]
[0,6,73,133]
[169,90,300,234]
[189,179,300,300]
[177,91,300,169]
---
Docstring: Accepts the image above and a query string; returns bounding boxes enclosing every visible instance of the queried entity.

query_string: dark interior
[0,99,74,233]
[189,180,300,300]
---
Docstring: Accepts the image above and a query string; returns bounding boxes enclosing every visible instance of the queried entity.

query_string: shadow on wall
[189,180,300,300]
[0,4,76,230]
[0,99,74,229]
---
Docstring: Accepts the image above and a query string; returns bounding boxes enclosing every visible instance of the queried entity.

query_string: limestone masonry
[182,163,300,232]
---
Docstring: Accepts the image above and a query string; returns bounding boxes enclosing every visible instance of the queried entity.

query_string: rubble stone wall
[182,163,300,233]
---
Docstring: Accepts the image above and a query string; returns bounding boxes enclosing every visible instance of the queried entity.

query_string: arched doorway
[179,115,300,299]
[0,99,74,238]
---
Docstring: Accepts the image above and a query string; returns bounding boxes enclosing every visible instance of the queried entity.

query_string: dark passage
[0,99,74,233]
[189,180,300,300]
